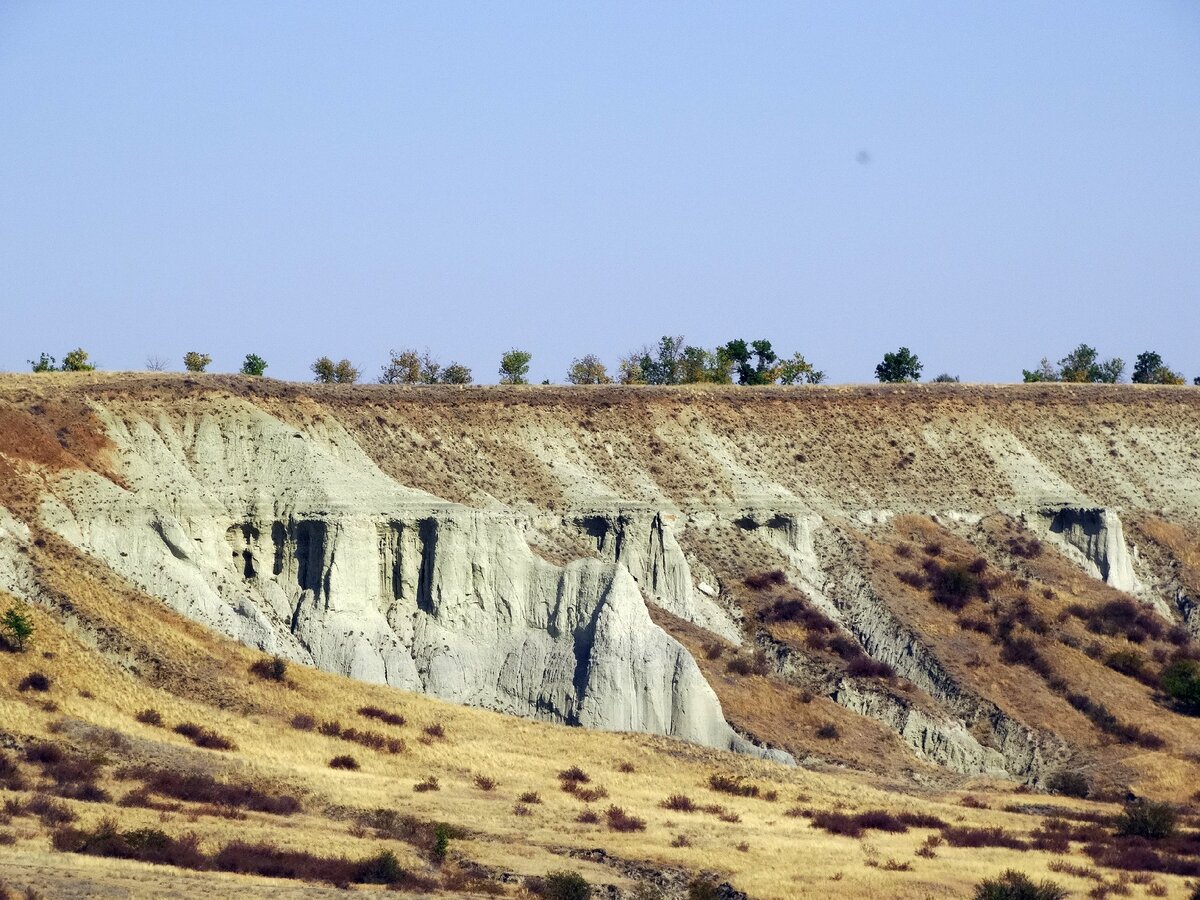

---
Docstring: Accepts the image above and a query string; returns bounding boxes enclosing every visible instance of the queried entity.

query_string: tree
[29,353,57,372]
[566,355,612,385]
[777,352,825,385]
[875,347,922,383]
[440,362,473,384]
[499,349,532,384]
[1132,351,1185,385]
[1057,344,1124,383]
[931,373,960,383]
[680,345,719,383]
[1022,358,1060,382]
[1195,377,1200,386]
[311,357,360,383]
[1161,659,1200,714]
[183,351,212,373]
[240,353,268,376]
[1,605,34,651]
[61,348,95,371]
[379,349,422,384]
[145,355,168,371]
[616,352,648,384]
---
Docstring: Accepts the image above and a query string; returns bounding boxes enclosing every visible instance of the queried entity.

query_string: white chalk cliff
[33,398,784,760]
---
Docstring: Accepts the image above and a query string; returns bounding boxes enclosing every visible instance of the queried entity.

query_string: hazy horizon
[2,2,1198,384]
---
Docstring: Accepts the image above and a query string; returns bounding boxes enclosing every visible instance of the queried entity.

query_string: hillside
[1,374,1200,898]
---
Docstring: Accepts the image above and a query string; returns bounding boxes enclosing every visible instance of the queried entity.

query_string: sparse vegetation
[973,869,1068,900]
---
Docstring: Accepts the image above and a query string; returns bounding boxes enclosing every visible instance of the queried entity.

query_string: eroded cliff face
[2,377,1198,783]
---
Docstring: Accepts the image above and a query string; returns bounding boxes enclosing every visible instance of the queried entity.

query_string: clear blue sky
[2,2,1198,383]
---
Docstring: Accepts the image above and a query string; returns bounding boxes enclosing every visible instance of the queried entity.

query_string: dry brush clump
[173,723,236,751]
[358,705,406,727]
[604,805,646,832]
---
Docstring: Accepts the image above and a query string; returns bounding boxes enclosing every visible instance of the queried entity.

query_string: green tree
[498,349,532,384]
[1132,350,1185,385]
[379,349,422,384]
[1058,344,1124,383]
[875,347,923,383]
[1,605,34,651]
[183,351,212,372]
[240,353,268,376]
[1022,358,1060,382]
[616,351,649,384]
[29,353,57,372]
[1161,658,1200,714]
[61,348,95,371]
[311,357,360,383]
[777,352,825,385]
[440,362,473,384]
[566,354,612,385]
[680,345,719,383]
[540,870,592,900]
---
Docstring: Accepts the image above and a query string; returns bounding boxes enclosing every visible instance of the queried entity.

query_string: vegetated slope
[2,374,1200,896]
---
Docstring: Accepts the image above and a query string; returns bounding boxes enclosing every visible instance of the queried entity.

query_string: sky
[1,1,1198,384]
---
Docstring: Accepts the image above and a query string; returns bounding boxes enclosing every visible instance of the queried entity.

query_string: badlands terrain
[1,373,1199,898]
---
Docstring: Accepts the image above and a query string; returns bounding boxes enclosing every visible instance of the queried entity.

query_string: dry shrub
[576,810,599,824]
[248,656,287,683]
[617,762,636,773]
[290,713,316,731]
[572,786,609,802]
[662,794,696,812]
[473,774,497,792]
[413,776,440,793]
[708,774,759,797]
[518,791,542,805]
[671,834,692,847]
[17,672,51,693]
[604,806,646,832]
[744,570,786,590]
[942,826,1027,850]
[512,804,532,817]
[725,651,770,676]
[328,755,359,771]
[816,723,840,740]
[173,723,235,751]
[422,723,446,740]
[558,766,590,785]
[358,706,405,727]
[134,708,163,727]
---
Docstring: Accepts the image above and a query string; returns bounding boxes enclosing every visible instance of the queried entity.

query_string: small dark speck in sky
[856,150,871,165]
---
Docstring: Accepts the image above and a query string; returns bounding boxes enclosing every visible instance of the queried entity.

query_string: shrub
[422,723,446,740]
[534,870,592,900]
[943,827,1027,850]
[135,708,163,727]
[413,776,440,793]
[27,794,76,825]
[518,791,542,804]
[816,723,840,740]
[329,755,359,770]
[474,774,497,791]
[604,806,646,832]
[662,794,696,812]
[1105,650,1149,681]
[183,351,212,372]
[573,786,609,802]
[1161,659,1200,714]
[559,766,590,784]
[809,811,863,838]
[124,767,300,815]
[290,713,316,731]
[358,706,406,726]
[173,723,235,751]
[973,870,1068,900]
[248,656,287,682]
[1046,771,1090,799]
[1117,800,1177,840]
[17,672,51,692]
[725,651,770,676]
[854,810,909,833]
[617,762,636,773]
[701,641,724,660]
[576,810,599,824]
[688,875,722,900]
[53,817,205,869]
[924,561,987,610]
[744,570,787,590]
[708,774,759,797]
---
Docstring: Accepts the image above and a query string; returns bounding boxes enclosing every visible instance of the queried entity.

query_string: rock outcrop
[32,399,780,759]
[1042,506,1139,592]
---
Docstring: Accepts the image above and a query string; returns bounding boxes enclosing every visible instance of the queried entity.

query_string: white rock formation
[1041,506,1139,592]
[31,399,784,760]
